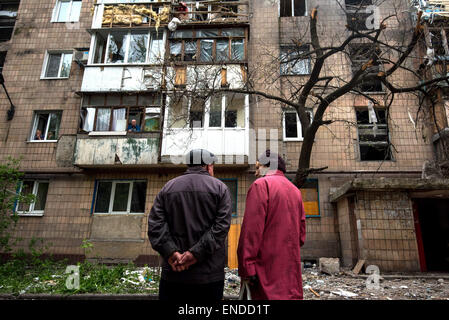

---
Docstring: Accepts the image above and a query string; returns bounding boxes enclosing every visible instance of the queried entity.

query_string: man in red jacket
[237,150,306,300]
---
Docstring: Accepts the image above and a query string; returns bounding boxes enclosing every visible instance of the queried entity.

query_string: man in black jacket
[148,149,232,301]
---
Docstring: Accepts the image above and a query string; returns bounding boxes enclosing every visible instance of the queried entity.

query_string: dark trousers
[159,279,224,302]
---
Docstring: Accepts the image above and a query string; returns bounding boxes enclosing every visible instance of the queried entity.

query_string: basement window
[16,180,49,216]
[30,111,62,142]
[280,0,307,17]
[356,107,392,161]
[41,51,73,79]
[52,0,82,23]
[93,180,147,214]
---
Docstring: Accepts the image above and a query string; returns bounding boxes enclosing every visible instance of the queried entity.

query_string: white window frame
[94,180,146,215]
[166,93,248,130]
[16,180,49,216]
[279,0,308,17]
[51,0,82,23]
[282,109,313,141]
[29,111,62,142]
[41,51,73,79]
[90,30,166,65]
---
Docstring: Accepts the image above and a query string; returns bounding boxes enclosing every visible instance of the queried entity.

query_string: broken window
[280,0,307,17]
[52,0,82,22]
[169,28,246,62]
[349,44,383,92]
[93,31,162,64]
[345,0,374,31]
[300,179,320,217]
[31,111,62,142]
[356,106,391,161]
[42,52,73,78]
[430,29,449,59]
[16,180,49,215]
[94,180,147,214]
[80,94,161,132]
[280,46,311,75]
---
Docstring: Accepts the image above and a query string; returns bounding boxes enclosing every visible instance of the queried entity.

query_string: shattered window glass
[128,33,148,63]
[225,93,245,128]
[170,41,182,61]
[171,30,193,38]
[94,33,107,63]
[231,39,244,60]
[184,40,197,61]
[189,98,205,128]
[216,39,229,61]
[200,39,213,62]
[107,32,128,63]
[149,32,164,64]
[280,46,310,75]
[196,29,219,38]
[222,28,245,37]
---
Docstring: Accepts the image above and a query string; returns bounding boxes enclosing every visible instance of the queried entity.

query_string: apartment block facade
[0,0,448,272]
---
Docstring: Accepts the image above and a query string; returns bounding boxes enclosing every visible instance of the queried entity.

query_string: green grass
[0,257,161,295]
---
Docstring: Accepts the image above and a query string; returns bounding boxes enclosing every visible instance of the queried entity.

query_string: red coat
[237,170,306,300]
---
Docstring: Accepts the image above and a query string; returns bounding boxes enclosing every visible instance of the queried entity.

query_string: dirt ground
[224,267,449,300]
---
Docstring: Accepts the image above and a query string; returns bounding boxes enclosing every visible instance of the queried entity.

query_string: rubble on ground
[224,266,449,300]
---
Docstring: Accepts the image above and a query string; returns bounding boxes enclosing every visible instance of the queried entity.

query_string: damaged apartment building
[0,0,448,273]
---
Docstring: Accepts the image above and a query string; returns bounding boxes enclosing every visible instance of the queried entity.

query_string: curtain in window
[46,54,62,77]
[231,39,244,60]
[60,53,72,77]
[216,40,229,61]
[112,108,127,131]
[82,108,95,132]
[96,108,111,131]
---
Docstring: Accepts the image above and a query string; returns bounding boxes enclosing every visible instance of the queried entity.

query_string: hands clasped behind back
[168,251,198,272]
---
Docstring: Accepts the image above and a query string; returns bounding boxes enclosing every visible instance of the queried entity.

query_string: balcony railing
[173,1,249,24]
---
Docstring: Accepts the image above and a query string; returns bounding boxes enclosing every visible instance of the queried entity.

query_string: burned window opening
[349,44,383,93]
[356,107,392,161]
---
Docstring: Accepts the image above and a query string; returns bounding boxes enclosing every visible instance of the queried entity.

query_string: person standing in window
[238,150,306,300]
[34,129,44,140]
[127,119,141,132]
[148,149,232,302]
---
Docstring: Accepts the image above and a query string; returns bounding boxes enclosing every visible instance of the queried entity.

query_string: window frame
[280,45,311,76]
[51,0,82,23]
[29,111,62,142]
[355,106,393,162]
[286,177,320,218]
[282,109,313,141]
[92,180,147,215]
[219,178,238,217]
[168,28,247,64]
[91,30,166,65]
[41,51,73,79]
[349,44,384,93]
[15,180,49,216]
[279,0,308,17]
[166,93,247,130]
[80,94,162,133]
